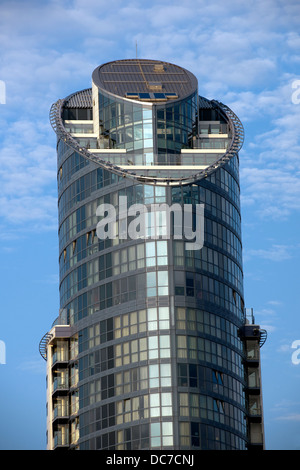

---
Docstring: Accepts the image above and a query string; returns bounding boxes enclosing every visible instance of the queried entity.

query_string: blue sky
[0,0,299,450]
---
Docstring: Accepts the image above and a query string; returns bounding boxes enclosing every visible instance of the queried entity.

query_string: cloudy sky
[0,0,299,450]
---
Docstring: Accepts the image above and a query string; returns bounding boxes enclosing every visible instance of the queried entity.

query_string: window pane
[148,336,158,350]
[150,393,160,407]
[146,242,156,257]
[162,422,173,436]
[157,241,167,256]
[148,308,157,321]
[147,272,156,287]
[158,271,168,286]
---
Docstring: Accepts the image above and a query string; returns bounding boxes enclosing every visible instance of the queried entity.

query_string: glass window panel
[134,123,143,141]
[150,393,160,413]
[160,363,171,377]
[177,335,187,348]
[139,309,146,323]
[146,257,156,267]
[158,286,168,296]
[147,272,156,288]
[128,246,135,262]
[149,364,159,378]
[160,364,171,386]
[157,241,167,256]
[158,271,168,286]
[131,340,138,353]
[155,186,166,202]
[160,335,171,358]
[144,185,154,202]
[146,242,156,257]
[140,366,148,380]
[149,364,159,388]
[130,311,137,325]
[147,287,156,297]
[162,422,173,439]
[148,336,158,350]
[148,336,158,359]
[151,436,161,447]
[137,244,144,258]
[158,307,169,329]
[139,337,147,351]
[157,256,168,266]
[159,307,169,320]
[148,308,158,331]
[121,249,127,263]
[146,242,156,266]
[161,393,172,406]
[143,109,152,120]
[123,342,129,355]
[137,244,145,269]
[148,308,157,321]
[160,335,170,348]
[138,309,147,332]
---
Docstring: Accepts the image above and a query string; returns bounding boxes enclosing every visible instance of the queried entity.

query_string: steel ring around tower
[50,89,244,187]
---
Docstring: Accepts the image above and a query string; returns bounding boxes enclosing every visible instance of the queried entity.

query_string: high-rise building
[40,59,266,451]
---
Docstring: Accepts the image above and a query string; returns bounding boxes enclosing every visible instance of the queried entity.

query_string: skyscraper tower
[40,59,266,450]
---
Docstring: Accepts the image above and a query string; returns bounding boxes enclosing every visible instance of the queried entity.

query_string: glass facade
[156,92,198,155]
[41,59,265,451]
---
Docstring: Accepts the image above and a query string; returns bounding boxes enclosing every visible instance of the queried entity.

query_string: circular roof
[92,58,198,102]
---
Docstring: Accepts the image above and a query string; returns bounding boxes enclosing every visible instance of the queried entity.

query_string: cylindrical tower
[40,59,265,451]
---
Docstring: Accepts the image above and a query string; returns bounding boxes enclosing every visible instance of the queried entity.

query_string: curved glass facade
[156,92,198,155]
[98,90,154,154]
[42,59,265,451]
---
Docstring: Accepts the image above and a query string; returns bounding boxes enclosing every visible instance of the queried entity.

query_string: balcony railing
[52,350,69,365]
[53,377,69,393]
[50,93,244,186]
[54,430,69,448]
[53,404,69,420]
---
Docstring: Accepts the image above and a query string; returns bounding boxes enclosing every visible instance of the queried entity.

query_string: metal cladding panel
[64,88,92,108]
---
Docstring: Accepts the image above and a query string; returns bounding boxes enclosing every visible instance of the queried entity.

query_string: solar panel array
[92,59,198,101]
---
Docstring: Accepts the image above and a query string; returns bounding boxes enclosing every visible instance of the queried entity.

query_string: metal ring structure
[39,332,53,361]
[50,91,244,187]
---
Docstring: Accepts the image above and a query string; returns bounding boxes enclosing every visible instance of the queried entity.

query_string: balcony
[52,350,69,366]
[248,397,263,423]
[52,376,69,396]
[53,404,69,422]
[53,429,69,449]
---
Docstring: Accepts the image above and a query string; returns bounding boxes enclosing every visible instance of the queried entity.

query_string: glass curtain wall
[98,90,154,165]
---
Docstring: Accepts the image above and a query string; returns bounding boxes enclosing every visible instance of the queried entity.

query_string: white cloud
[0,115,58,234]
[245,244,295,262]
[17,359,46,375]
[275,413,300,422]
[230,79,300,219]
[277,344,291,354]
[267,300,283,306]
